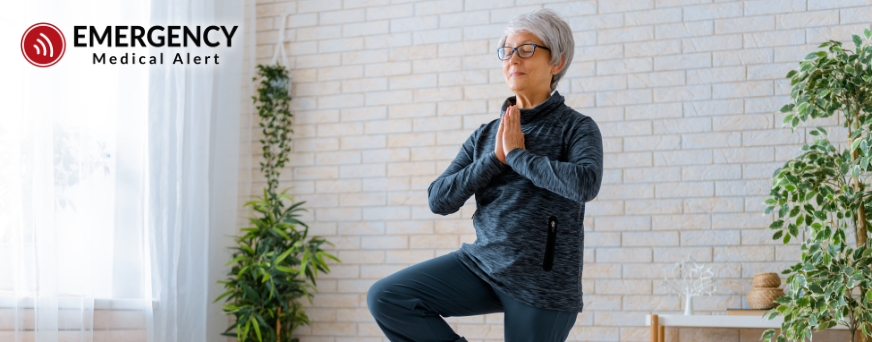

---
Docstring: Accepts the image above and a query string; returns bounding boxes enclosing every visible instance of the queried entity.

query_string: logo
[21,23,66,67]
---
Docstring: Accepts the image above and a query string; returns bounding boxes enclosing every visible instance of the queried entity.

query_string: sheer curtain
[146,0,245,340]
[1,0,246,340]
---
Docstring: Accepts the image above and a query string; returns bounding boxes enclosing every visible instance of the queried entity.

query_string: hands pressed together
[494,105,526,165]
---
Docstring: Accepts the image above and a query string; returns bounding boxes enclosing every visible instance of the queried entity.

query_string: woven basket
[747,287,784,309]
[752,272,781,288]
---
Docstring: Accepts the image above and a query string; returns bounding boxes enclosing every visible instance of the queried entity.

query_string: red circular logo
[21,23,66,67]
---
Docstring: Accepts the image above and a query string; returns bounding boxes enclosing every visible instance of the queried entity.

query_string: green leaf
[854,34,863,48]
[213,290,234,304]
[275,248,294,265]
[773,230,784,240]
[805,52,819,60]
[865,28,871,39]
[250,315,263,342]
[276,266,300,274]
[240,283,263,306]
[300,248,310,276]
[852,138,863,152]
[788,224,799,237]
[785,70,797,78]
[241,245,255,256]
[242,317,252,341]
[770,220,784,229]
[271,227,290,240]
[225,255,245,267]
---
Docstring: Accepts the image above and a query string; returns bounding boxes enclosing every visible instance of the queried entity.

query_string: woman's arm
[504,117,603,204]
[428,125,507,215]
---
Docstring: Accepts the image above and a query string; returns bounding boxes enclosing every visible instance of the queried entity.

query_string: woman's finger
[497,108,505,144]
[510,108,521,132]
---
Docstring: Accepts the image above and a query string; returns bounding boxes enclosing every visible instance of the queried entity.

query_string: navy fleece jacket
[427,90,604,312]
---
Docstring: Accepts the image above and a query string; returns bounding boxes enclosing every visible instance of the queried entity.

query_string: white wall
[243,0,872,341]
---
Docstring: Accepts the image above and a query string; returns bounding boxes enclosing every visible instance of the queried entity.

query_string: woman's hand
[494,107,508,165]
[502,105,525,159]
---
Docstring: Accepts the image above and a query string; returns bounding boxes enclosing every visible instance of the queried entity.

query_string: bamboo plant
[215,64,341,342]
[761,29,872,342]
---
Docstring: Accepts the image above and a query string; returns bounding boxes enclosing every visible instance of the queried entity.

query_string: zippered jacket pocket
[543,215,557,271]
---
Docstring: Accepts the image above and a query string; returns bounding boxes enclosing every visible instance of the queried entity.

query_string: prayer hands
[494,105,525,165]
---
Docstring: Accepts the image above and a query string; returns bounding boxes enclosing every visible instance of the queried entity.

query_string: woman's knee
[366,278,389,315]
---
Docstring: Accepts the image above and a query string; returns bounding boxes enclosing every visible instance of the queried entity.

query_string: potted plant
[761,29,872,342]
[214,64,341,342]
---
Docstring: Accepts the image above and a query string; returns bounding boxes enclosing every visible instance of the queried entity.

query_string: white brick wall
[241,0,872,341]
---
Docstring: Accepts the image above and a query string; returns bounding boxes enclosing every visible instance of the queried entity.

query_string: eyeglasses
[497,44,550,60]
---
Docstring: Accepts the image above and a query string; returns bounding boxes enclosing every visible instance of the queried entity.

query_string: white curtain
[0,0,246,340]
[146,0,245,340]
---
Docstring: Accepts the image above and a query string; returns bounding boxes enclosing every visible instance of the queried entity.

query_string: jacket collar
[500,90,564,125]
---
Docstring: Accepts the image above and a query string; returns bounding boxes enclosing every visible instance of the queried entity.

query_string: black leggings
[366,251,578,342]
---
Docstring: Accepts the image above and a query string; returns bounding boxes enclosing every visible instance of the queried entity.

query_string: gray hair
[498,8,574,93]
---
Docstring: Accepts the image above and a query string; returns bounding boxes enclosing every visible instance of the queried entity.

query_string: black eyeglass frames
[496,44,550,60]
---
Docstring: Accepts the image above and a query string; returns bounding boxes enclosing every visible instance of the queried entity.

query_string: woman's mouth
[511,72,525,77]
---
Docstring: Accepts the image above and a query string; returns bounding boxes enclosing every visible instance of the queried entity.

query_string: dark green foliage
[215,64,341,342]
[254,63,294,195]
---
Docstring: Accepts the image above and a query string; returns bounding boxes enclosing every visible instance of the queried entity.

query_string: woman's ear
[552,53,566,75]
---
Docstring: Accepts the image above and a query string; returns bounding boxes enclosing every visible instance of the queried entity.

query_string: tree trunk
[851,124,870,342]
[276,306,281,340]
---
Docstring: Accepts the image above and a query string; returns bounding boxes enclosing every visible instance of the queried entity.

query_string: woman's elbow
[427,183,452,215]
[579,168,603,203]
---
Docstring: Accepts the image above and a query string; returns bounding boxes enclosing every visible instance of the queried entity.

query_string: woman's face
[501,32,558,95]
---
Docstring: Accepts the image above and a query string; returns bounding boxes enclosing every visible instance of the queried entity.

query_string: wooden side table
[644,314,855,342]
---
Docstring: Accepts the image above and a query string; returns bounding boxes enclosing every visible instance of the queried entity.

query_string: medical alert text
[74,25,237,65]
[93,52,218,65]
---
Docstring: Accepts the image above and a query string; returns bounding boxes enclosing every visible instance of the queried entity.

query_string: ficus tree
[761,29,872,342]
[214,64,341,342]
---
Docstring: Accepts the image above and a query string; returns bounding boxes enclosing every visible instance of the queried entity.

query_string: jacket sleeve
[504,116,604,204]
[428,125,507,215]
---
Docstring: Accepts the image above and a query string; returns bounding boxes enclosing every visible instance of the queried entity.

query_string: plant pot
[747,287,784,309]
[751,272,781,288]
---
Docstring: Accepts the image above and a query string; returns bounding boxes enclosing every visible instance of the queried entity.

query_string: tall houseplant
[215,64,341,342]
[761,30,872,342]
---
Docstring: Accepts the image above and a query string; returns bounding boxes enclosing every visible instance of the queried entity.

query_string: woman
[367,8,603,342]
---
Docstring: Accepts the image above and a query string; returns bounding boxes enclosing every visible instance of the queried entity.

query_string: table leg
[650,314,658,342]
[659,325,664,342]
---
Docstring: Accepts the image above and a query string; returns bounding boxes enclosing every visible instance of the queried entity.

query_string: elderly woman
[367,8,603,342]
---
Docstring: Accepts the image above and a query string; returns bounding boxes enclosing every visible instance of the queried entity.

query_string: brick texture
[236,0,871,341]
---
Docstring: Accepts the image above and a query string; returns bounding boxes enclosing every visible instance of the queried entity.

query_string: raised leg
[367,252,504,342]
